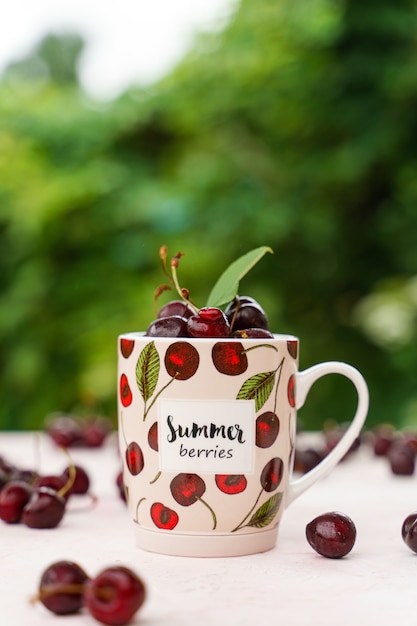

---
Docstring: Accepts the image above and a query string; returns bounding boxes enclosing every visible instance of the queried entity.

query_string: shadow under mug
[118,333,369,557]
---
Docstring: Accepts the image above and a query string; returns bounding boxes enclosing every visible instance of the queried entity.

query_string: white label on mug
[158,398,256,474]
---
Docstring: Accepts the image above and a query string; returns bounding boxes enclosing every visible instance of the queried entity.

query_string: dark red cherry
[146,315,189,337]
[306,511,357,558]
[119,374,133,407]
[23,487,66,529]
[215,474,247,494]
[37,560,89,615]
[187,307,230,338]
[150,502,179,529]
[388,442,415,475]
[147,422,158,451]
[402,512,417,543]
[170,473,206,506]
[84,566,146,626]
[158,300,195,319]
[34,475,70,500]
[116,471,126,502]
[287,339,298,359]
[45,414,84,448]
[256,411,280,448]
[232,328,274,338]
[0,480,34,523]
[164,341,200,380]
[260,457,284,492]
[62,465,90,495]
[212,341,248,375]
[125,442,144,475]
[120,338,135,358]
[225,296,269,331]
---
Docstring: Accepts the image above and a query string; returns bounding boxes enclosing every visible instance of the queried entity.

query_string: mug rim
[119,332,299,342]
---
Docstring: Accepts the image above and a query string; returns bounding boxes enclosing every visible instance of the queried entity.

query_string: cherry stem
[143,375,177,421]
[231,488,264,533]
[195,496,217,530]
[57,448,76,498]
[169,254,200,313]
[149,471,161,484]
[273,356,285,414]
[153,284,172,317]
[134,497,146,523]
[30,583,86,605]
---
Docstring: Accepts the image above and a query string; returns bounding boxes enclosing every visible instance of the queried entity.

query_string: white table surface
[1,430,416,626]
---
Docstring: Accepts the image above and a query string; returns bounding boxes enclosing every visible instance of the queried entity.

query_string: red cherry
[120,338,135,358]
[23,487,66,529]
[84,566,146,626]
[215,474,247,494]
[150,502,179,529]
[170,473,206,506]
[37,560,89,615]
[187,307,230,338]
[125,442,144,475]
[0,480,33,523]
[260,457,284,492]
[287,374,296,408]
[164,341,200,380]
[287,339,298,359]
[147,422,158,451]
[119,374,133,407]
[211,341,248,375]
[256,411,280,448]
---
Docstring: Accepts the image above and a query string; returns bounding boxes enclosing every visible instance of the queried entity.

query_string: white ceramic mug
[118,333,368,557]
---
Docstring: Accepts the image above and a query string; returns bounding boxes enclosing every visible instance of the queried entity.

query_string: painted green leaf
[136,341,160,403]
[245,492,283,529]
[207,246,273,308]
[237,370,276,412]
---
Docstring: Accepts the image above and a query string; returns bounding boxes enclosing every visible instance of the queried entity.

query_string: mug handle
[286,361,369,506]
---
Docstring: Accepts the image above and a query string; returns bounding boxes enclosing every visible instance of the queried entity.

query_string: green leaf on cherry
[236,370,276,412]
[206,246,273,308]
[136,341,160,403]
[245,492,283,529]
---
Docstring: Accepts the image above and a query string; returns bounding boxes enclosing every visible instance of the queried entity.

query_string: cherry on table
[84,565,146,626]
[61,464,91,495]
[45,414,84,448]
[306,511,357,558]
[23,487,66,529]
[388,441,415,476]
[212,341,248,375]
[36,560,89,615]
[0,480,34,523]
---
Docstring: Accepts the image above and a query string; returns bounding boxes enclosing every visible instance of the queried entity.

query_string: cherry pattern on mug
[119,337,299,535]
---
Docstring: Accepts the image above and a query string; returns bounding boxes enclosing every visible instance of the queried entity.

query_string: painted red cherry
[215,474,247,494]
[150,502,179,530]
[164,342,200,380]
[125,442,144,475]
[260,457,284,492]
[170,473,206,506]
[147,422,158,451]
[211,342,248,376]
[120,374,133,407]
[287,340,298,359]
[120,338,135,358]
[256,411,280,448]
[287,374,296,408]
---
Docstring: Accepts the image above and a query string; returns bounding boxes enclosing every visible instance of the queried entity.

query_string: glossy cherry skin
[306,511,357,558]
[84,566,146,626]
[225,296,269,331]
[0,480,33,523]
[62,465,90,495]
[23,487,66,529]
[187,307,230,338]
[146,315,189,337]
[158,300,195,319]
[38,560,89,615]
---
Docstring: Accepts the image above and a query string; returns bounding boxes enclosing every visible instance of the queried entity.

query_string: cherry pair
[34,560,146,625]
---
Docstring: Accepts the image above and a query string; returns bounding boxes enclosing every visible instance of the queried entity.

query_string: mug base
[132,524,279,557]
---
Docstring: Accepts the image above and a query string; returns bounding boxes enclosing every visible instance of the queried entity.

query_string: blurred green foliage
[1,0,417,430]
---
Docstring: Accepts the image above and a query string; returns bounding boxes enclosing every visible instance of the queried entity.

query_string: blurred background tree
[1,0,417,430]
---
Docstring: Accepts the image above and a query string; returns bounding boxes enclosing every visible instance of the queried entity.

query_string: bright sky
[1,0,237,100]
